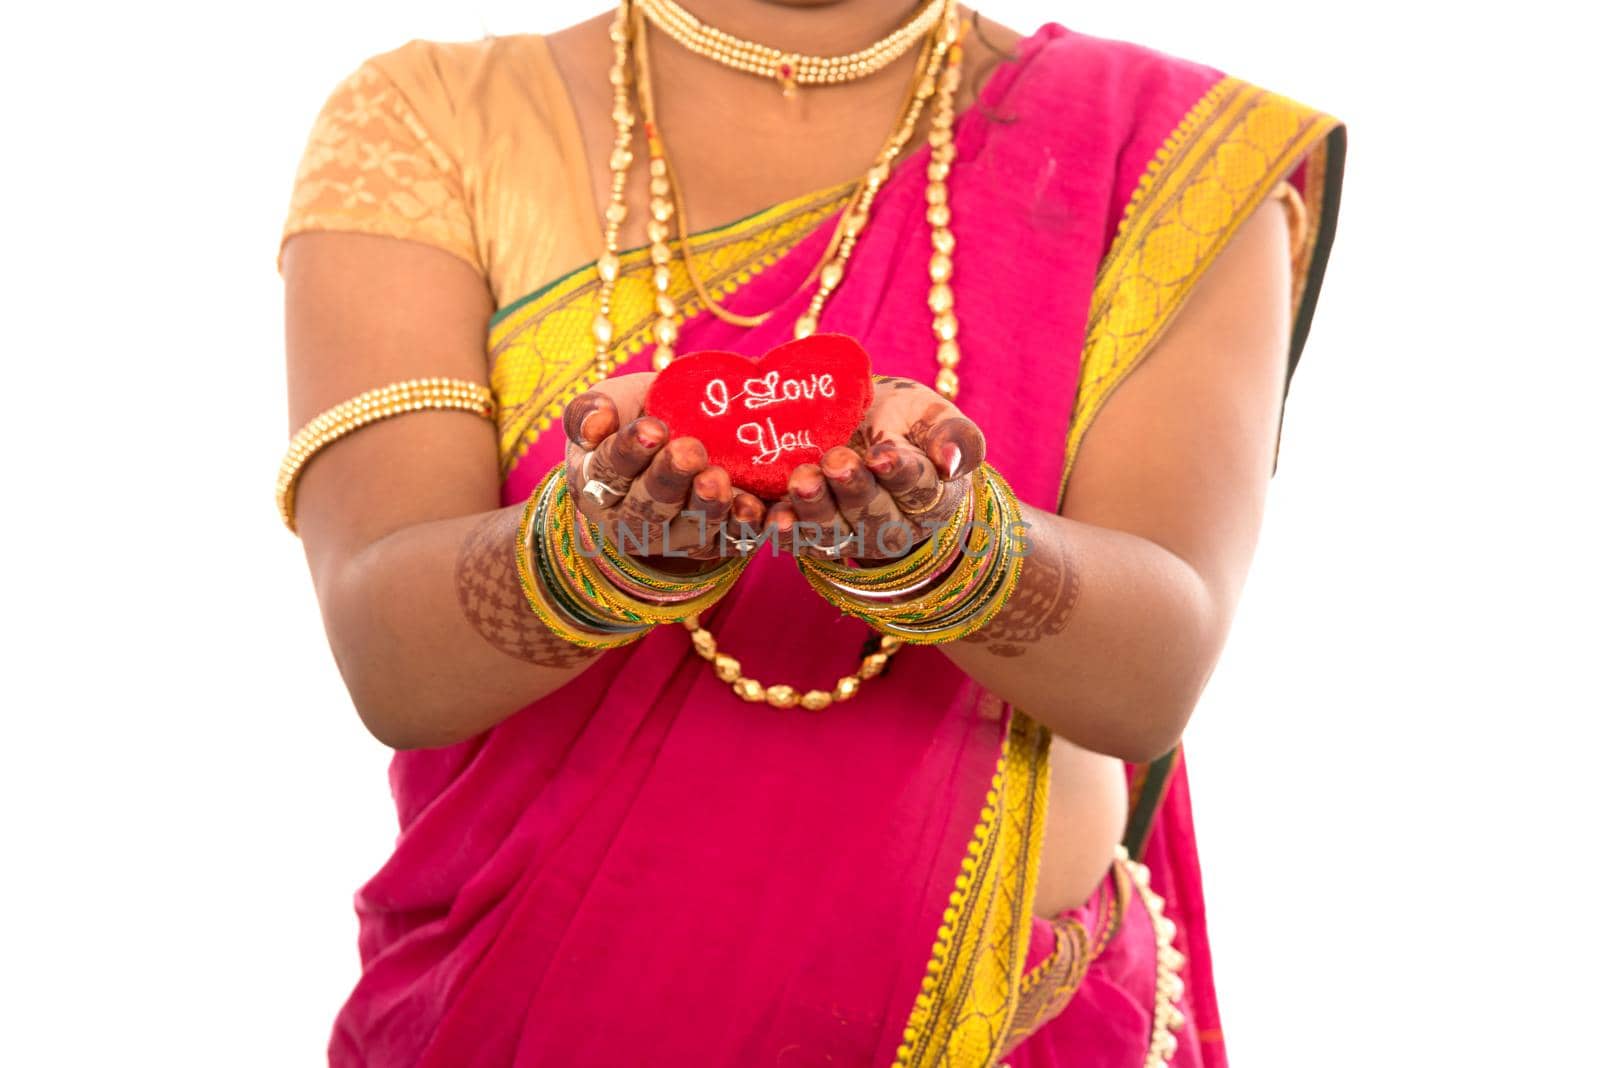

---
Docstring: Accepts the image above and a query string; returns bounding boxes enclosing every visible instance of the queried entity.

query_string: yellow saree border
[897,78,1344,1067]
[892,711,1052,1068]
[1056,75,1345,501]
[484,182,852,474]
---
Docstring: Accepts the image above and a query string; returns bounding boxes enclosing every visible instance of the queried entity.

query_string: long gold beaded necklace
[637,18,936,334]
[595,0,965,393]
[591,0,969,710]
[632,3,938,343]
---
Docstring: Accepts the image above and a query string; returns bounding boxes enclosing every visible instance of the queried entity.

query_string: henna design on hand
[903,402,947,448]
[869,442,964,531]
[961,539,1081,657]
[455,508,601,668]
[611,438,704,554]
[579,417,665,502]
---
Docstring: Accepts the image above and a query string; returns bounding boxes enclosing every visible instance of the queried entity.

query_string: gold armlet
[275,378,496,533]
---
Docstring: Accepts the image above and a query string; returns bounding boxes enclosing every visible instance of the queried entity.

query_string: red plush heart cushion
[644,334,874,500]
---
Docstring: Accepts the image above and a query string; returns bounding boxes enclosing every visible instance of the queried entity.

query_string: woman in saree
[276,1,1344,1064]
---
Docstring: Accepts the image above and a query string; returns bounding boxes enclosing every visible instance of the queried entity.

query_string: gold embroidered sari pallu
[279,22,1343,1068]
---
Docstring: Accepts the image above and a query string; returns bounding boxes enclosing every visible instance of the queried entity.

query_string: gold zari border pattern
[1057,75,1343,497]
[484,184,852,474]
[893,712,1052,1067]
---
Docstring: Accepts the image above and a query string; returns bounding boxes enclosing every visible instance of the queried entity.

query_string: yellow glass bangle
[873,468,1026,643]
[602,543,746,597]
[550,480,747,626]
[876,478,1003,622]
[798,468,993,618]
[543,485,653,628]
[535,478,662,639]
[797,479,974,592]
[587,509,748,595]
[276,377,495,533]
[515,468,651,650]
[800,465,1026,645]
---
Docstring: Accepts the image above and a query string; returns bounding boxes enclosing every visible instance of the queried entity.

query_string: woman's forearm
[318,488,1231,756]
[940,503,1227,762]
[319,504,602,750]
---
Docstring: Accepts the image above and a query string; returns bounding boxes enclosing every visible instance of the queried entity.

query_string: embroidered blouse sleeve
[277,44,483,277]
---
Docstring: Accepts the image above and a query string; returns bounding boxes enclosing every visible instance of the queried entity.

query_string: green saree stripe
[1122,748,1179,860]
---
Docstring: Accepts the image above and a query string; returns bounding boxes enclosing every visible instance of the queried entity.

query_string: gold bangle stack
[636,0,943,96]
[276,377,495,532]
[515,464,748,649]
[797,464,1025,645]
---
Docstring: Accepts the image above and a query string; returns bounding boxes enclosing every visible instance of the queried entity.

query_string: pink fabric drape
[331,23,1268,1067]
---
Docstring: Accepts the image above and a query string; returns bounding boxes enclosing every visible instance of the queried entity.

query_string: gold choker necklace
[636,0,943,97]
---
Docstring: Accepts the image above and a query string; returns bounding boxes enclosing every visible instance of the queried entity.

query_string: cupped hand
[765,375,987,560]
[562,374,768,561]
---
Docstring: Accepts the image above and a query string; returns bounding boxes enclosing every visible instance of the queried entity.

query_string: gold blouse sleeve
[277,42,484,277]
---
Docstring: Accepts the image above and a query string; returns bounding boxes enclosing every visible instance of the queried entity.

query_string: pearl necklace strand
[636,0,944,97]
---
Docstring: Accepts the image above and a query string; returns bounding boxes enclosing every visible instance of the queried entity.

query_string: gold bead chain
[590,3,640,378]
[683,615,906,710]
[793,8,960,348]
[606,0,965,389]
[632,8,933,333]
[584,0,968,707]
[923,16,965,401]
[636,0,943,96]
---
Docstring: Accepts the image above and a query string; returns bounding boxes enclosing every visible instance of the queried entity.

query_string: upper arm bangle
[275,377,496,533]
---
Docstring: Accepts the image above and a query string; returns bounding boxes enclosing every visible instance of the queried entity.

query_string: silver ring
[581,452,628,506]
[721,530,763,554]
[814,542,846,559]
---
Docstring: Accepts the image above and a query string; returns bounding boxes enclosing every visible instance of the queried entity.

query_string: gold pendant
[777,54,798,98]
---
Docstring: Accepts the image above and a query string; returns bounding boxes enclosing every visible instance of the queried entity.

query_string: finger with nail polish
[668,466,734,559]
[822,445,906,555]
[788,462,853,559]
[564,390,619,450]
[912,415,986,480]
[725,493,769,555]
[571,415,669,520]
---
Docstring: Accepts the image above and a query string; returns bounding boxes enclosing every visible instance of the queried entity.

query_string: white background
[5,1,1595,1065]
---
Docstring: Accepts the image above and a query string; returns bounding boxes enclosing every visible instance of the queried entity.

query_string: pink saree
[325,23,1344,1068]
